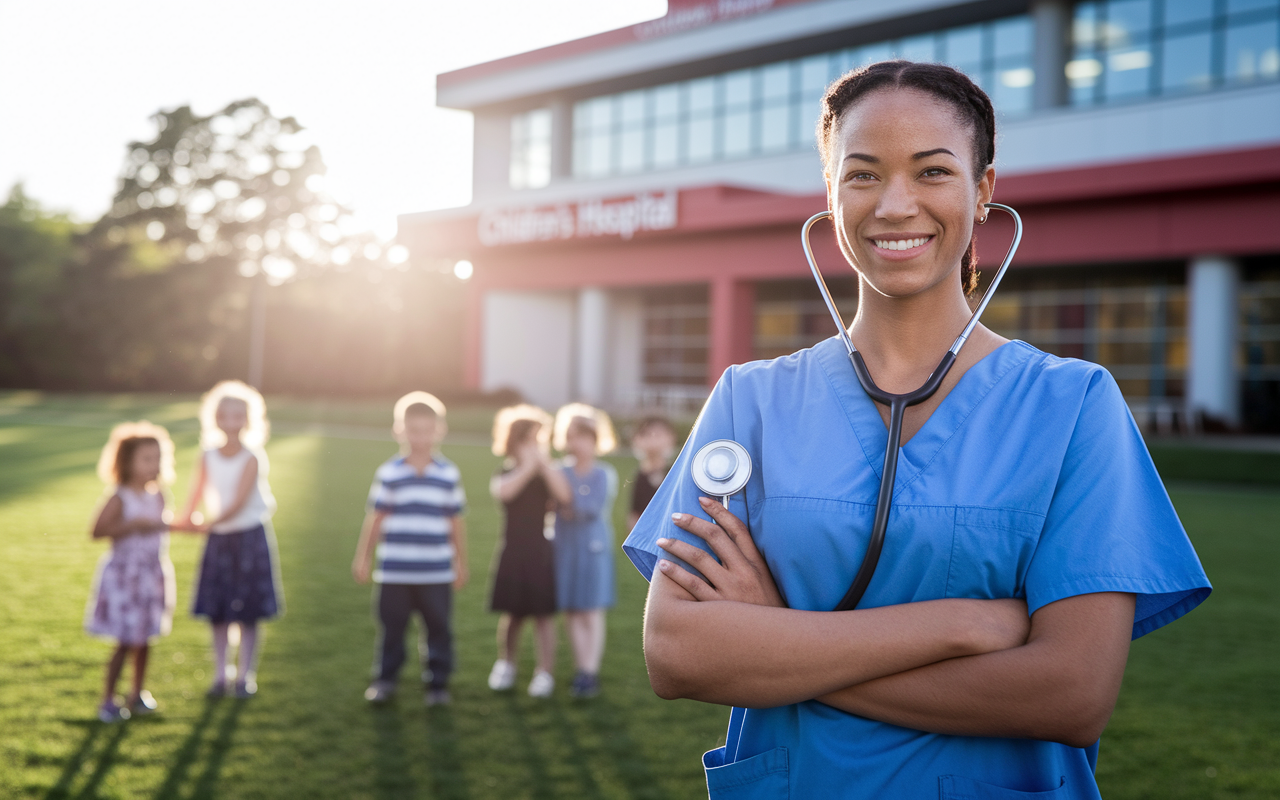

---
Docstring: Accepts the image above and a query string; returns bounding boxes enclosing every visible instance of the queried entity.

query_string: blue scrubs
[623,337,1211,799]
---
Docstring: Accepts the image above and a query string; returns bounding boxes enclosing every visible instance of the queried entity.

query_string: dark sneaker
[425,688,451,707]
[130,690,158,716]
[234,679,257,699]
[570,671,599,699]
[364,681,395,704]
[97,701,130,724]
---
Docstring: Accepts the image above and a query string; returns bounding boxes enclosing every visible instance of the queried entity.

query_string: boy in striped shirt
[352,392,469,706]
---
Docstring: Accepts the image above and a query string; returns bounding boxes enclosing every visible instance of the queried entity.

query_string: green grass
[1,394,1277,798]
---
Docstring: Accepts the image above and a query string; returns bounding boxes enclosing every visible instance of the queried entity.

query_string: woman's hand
[657,497,785,609]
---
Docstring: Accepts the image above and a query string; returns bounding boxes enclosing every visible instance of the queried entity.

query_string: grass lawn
[1,393,1277,798]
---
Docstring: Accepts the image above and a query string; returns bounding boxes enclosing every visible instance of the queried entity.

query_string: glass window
[944,25,985,66]
[1104,46,1154,98]
[1107,0,1155,43]
[688,77,716,113]
[1161,31,1214,91]
[570,12,1044,180]
[899,34,938,62]
[993,17,1034,58]
[761,62,791,100]
[653,85,680,120]
[509,107,551,190]
[723,70,754,108]
[1225,19,1280,82]
[653,120,679,169]
[1164,0,1215,27]
[723,108,753,157]
[760,101,791,152]
[688,115,715,163]
[1227,0,1279,15]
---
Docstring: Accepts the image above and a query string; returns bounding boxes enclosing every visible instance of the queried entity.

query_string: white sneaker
[488,659,516,691]
[528,670,554,698]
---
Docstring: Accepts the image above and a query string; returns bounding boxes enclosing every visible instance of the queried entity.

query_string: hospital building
[399,0,1280,432]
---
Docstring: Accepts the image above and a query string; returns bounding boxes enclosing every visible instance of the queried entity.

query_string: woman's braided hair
[816,60,996,294]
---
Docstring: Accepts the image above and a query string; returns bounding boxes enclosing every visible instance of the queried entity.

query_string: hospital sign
[477,191,678,247]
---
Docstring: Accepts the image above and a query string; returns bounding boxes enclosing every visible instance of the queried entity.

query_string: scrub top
[623,337,1211,800]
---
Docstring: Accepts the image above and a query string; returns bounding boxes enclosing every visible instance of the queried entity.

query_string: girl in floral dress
[86,421,178,723]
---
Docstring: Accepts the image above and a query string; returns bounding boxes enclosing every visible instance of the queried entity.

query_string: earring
[978,214,988,225]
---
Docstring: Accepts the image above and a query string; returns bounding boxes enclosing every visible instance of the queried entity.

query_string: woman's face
[826,88,994,301]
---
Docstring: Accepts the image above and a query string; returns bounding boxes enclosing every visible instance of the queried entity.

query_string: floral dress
[85,487,176,645]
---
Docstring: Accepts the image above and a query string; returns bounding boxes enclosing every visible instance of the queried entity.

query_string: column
[1186,256,1241,429]
[549,96,574,182]
[1031,0,1071,110]
[708,277,756,385]
[576,287,609,404]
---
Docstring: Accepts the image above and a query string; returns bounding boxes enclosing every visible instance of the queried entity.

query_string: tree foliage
[0,99,468,395]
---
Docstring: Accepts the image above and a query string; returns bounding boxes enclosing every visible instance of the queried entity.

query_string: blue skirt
[193,524,282,623]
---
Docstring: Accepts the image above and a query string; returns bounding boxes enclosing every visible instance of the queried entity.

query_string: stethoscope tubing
[802,203,1024,611]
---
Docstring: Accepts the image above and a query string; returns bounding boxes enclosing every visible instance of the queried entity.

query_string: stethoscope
[692,202,1023,612]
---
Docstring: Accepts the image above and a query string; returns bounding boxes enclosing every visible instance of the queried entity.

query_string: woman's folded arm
[642,566,1030,707]
[816,591,1135,748]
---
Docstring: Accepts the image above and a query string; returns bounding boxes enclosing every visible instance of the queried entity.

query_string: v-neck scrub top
[623,337,1211,799]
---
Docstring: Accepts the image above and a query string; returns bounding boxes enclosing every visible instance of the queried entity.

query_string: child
[353,392,468,707]
[552,403,619,699]
[86,421,178,723]
[625,416,677,533]
[177,380,282,699]
[486,405,571,697]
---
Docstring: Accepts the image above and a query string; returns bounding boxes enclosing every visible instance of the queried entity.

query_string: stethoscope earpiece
[690,439,752,506]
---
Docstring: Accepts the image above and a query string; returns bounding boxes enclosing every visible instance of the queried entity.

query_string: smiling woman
[623,61,1212,800]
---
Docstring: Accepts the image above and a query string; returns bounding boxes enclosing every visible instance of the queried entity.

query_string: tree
[97,98,374,386]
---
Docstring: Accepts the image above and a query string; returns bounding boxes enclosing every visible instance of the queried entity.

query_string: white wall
[1187,256,1242,428]
[609,291,645,409]
[482,290,575,409]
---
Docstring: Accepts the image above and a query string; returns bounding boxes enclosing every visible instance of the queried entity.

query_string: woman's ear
[976,165,996,221]
[824,173,835,212]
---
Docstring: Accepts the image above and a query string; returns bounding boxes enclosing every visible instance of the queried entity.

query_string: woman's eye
[847,171,876,183]
[921,167,950,178]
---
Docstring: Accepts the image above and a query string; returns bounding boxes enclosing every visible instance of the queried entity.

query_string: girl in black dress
[487,405,571,697]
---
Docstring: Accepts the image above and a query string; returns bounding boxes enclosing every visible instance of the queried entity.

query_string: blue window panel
[688,77,716,113]
[799,55,831,95]
[652,121,679,169]
[687,115,715,163]
[760,101,791,152]
[761,62,791,100]
[1224,18,1280,81]
[944,25,985,65]
[619,127,645,174]
[1161,31,1214,92]
[1107,0,1155,43]
[723,108,753,157]
[653,84,680,120]
[899,34,938,62]
[993,16,1033,58]
[1164,0,1215,27]
[994,63,1036,113]
[723,69,754,108]
[1227,0,1279,15]
[1103,46,1154,98]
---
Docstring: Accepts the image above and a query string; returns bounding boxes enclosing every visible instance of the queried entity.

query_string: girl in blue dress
[552,403,619,699]
[624,61,1210,799]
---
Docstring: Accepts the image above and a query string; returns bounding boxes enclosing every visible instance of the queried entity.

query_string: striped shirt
[368,455,467,585]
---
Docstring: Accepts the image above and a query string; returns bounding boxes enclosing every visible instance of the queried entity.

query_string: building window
[510,108,552,189]
[982,266,1188,425]
[571,14,1035,180]
[1069,0,1280,105]
[1242,263,1280,431]
[753,279,858,361]
[642,285,708,387]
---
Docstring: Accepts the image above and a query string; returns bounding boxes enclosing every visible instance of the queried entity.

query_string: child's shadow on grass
[151,698,245,799]
[43,719,130,800]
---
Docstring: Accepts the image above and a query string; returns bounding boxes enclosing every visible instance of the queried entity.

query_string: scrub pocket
[939,775,1068,799]
[704,746,789,799]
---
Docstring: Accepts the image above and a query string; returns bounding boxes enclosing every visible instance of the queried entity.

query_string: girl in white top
[177,380,282,699]
[86,421,179,722]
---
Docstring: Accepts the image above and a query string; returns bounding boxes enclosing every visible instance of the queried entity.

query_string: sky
[0,0,667,240]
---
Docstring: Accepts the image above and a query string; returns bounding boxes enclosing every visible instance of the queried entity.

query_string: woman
[623,62,1210,798]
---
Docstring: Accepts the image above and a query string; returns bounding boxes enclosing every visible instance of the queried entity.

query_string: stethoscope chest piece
[691,439,752,505]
